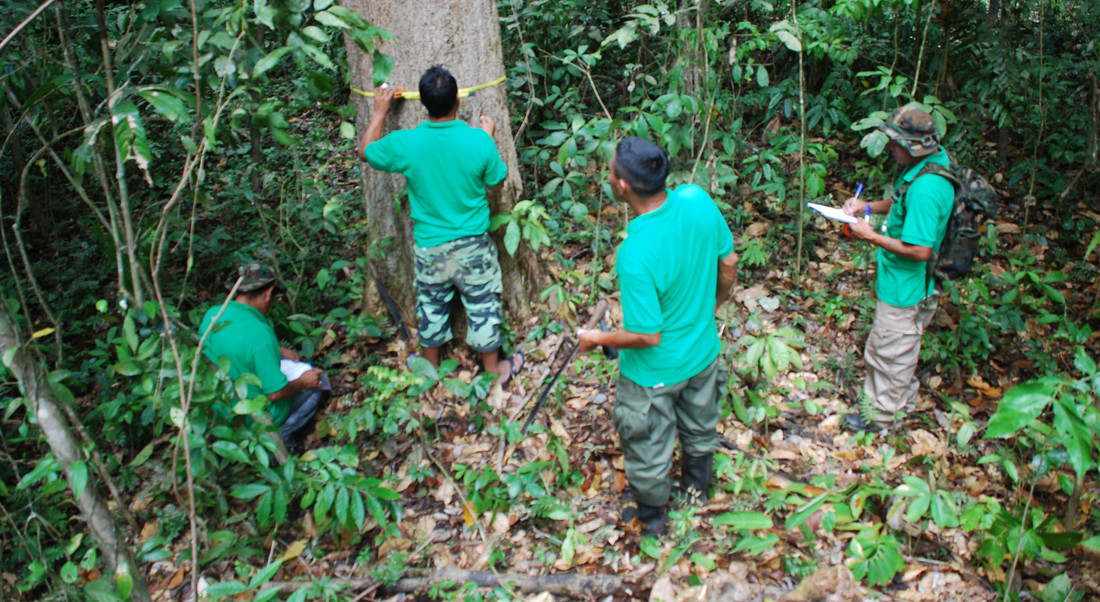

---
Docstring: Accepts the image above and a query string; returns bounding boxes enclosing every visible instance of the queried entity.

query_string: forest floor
[150,195,1100,602]
[131,116,1100,601]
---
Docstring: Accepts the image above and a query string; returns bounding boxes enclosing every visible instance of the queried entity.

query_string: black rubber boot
[622,503,668,537]
[679,453,714,505]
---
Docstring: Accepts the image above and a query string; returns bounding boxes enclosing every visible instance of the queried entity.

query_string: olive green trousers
[614,357,723,507]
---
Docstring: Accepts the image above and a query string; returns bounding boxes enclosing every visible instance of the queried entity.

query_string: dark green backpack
[895,156,998,284]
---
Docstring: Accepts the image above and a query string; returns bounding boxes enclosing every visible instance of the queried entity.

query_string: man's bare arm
[267,369,322,401]
[358,86,396,159]
[578,328,660,352]
[716,251,739,310]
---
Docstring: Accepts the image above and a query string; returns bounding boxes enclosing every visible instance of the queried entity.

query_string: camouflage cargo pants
[414,233,504,352]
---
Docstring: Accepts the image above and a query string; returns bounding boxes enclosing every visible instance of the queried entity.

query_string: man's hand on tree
[479,115,495,138]
[374,85,396,114]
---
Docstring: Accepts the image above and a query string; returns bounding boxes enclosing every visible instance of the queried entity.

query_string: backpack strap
[891,159,958,292]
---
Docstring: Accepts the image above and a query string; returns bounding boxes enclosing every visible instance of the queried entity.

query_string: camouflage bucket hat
[227,261,284,293]
[877,107,940,158]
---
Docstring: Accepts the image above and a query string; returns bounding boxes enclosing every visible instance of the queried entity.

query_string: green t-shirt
[616,184,735,387]
[198,301,290,426]
[364,120,508,248]
[876,147,955,308]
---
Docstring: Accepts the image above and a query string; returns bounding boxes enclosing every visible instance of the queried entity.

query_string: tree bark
[343,0,548,328]
[0,303,150,601]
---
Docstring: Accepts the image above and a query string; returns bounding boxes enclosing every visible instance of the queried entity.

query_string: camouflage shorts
[414,233,504,352]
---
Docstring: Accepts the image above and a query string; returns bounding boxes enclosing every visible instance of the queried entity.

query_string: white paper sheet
[807,203,858,224]
[280,359,312,381]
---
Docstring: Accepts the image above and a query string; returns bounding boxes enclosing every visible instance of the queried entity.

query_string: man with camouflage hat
[358,65,524,384]
[842,105,955,432]
[199,261,325,446]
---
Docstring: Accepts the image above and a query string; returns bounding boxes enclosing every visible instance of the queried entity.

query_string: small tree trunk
[343,0,548,326]
[0,304,151,602]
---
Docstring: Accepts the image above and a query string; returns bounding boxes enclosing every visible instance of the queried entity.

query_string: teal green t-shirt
[876,147,955,308]
[616,184,735,387]
[198,301,290,426]
[365,120,508,248]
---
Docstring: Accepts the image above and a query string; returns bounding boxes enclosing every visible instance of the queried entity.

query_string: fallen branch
[268,568,626,597]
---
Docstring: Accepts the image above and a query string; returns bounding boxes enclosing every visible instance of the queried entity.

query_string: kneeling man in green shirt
[578,137,739,536]
[841,105,954,433]
[359,65,523,384]
[199,262,325,447]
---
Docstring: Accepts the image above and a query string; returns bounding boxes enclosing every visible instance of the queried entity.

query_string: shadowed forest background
[1,0,1099,600]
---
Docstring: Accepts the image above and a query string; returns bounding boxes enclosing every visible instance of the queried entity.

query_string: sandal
[498,351,526,388]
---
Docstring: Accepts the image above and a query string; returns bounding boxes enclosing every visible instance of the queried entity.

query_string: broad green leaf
[111,99,154,182]
[123,314,138,352]
[254,47,291,78]
[248,559,284,590]
[690,552,717,571]
[930,491,959,528]
[504,221,521,256]
[1052,398,1095,480]
[61,561,79,584]
[339,121,356,139]
[712,511,772,530]
[301,26,329,44]
[639,536,660,559]
[212,441,251,464]
[860,130,888,157]
[136,88,189,122]
[731,532,779,555]
[70,460,88,500]
[233,395,268,415]
[130,442,154,467]
[1081,535,1100,551]
[372,50,394,87]
[756,65,769,87]
[230,483,269,500]
[314,10,348,28]
[984,379,1057,438]
[561,527,577,566]
[115,562,133,598]
[204,581,247,598]
[19,457,60,490]
[775,30,801,52]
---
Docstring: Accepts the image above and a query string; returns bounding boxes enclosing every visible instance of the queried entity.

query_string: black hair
[613,136,669,196]
[419,65,458,118]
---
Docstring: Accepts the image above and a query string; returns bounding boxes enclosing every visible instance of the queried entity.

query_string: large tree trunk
[0,303,150,602]
[343,0,547,332]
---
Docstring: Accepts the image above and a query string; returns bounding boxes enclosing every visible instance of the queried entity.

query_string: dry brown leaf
[432,479,456,505]
[278,539,308,563]
[377,537,412,558]
[613,470,627,493]
[909,429,943,458]
[746,222,770,239]
[966,374,1002,398]
[491,513,510,536]
[461,500,478,527]
[140,520,159,544]
[415,515,437,541]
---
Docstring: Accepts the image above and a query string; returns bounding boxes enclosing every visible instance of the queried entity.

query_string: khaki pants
[863,296,938,422]
[614,358,723,507]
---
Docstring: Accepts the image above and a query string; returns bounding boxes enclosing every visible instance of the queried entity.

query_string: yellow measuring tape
[351,76,506,100]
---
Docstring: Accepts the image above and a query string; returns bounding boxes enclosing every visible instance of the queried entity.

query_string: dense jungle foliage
[1,0,1099,599]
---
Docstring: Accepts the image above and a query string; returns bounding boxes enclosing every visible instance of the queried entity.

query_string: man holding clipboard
[841,105,954,433]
